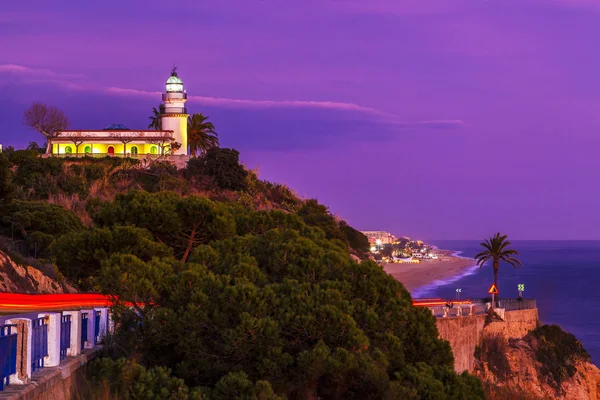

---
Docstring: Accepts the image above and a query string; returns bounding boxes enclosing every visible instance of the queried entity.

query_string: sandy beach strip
[384,249,476,294]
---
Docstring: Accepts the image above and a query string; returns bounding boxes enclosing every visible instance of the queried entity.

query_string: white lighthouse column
[161,67,188,155]
[162,114,187,155]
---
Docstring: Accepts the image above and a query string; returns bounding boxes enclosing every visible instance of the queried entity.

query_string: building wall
[2,351,98,400]
[162,115,187,155]
[52,142,163,155]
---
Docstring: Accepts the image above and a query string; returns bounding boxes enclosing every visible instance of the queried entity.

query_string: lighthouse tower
[161,67,188,155]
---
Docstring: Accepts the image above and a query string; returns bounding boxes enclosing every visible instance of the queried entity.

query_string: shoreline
[383,249,478,296]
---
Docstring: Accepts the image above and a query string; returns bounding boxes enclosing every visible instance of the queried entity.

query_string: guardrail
[59,315,71,361]
[81,312,88,351]
[31,318,48,372]
[0,324,17,391]
[0,307,113,392]
[413,298,536,319]
[470,298,537,311]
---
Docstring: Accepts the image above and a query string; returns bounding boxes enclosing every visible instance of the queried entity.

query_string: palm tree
[474,233,522,290]
[187,113,219,156]
[148,105,164,130]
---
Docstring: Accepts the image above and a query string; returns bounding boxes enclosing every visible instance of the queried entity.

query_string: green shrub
[529,324,590,385]
[0,199,84,257]
[199,148,248,191]
[83,164,106,181]
[51,225,172,289]
[85,358,206,400]
[58,174,87,197]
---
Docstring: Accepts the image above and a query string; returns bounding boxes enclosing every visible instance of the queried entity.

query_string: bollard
[5,318,32,384]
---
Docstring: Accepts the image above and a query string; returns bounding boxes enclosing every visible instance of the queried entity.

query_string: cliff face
[473,319,600,400]
[436,309,600,399]
[475,335,600,399]
[0,250,76,293]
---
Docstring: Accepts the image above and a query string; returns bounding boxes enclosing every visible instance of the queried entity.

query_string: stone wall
[0,351,97,400]
[436,314,486,373]
[436,308,539,373]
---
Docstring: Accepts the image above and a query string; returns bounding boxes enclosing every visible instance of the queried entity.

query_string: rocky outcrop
[475,336,600,399]
[436,309,600,399]
[473,320,600,399]
[0,250,76,293]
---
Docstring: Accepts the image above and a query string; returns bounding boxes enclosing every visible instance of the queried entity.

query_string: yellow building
[50,68,188,158]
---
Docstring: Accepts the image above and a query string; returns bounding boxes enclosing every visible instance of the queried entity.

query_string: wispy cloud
[1,63,464,129]
[106,86,390,115]
[106,87,464,129]
[0,64,85,80]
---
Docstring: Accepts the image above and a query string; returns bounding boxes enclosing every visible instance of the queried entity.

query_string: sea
[413,240,600,364]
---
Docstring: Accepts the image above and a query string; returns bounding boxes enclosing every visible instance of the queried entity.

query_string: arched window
[150,146,157,154]
[65,146,73,154]
[131,146,138,155]
[84,146,91,154]
[108,146,115,155]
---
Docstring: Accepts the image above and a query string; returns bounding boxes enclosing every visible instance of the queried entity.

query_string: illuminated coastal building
[49,69,188,157]
[361,231,398,245]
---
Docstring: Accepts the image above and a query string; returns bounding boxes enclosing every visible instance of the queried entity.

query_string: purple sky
[2,0,600,240]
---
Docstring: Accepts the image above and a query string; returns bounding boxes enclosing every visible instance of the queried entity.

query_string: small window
[65,146,73,154]
[84,146,91,154]
[150,146,157,154]
[131,146,138,155]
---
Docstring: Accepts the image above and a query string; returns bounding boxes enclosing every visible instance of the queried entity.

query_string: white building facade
[50,69,189,157]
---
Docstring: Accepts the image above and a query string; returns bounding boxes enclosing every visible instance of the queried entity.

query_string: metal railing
[81,313,88,350]
[162,92,187,101]
[425,299,533,319]
[60,315,71,360]
[0,307,113,392]
[31,318,48,372]
[470,298,537,311]
[0,324,17,391]
[163,107,188,114]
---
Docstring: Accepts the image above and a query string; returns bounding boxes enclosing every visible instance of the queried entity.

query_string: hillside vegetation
[0,147,485,399]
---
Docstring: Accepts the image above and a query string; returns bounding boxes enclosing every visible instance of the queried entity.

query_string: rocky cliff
[474,320,600,399]
[0,250,75,293]
[436,309,600,399]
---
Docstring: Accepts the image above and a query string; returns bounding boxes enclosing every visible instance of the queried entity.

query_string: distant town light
[370,246,377,252]
[375,239,382,245]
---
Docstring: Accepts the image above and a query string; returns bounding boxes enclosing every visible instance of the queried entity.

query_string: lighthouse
[161,67,188,155]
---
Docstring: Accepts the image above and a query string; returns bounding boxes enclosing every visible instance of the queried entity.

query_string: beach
[384,249,476,293]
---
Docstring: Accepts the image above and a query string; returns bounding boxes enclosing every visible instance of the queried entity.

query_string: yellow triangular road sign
[488,284,499,294]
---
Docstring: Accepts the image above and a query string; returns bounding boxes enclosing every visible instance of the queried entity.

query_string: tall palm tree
[474,233,522,290]
[148,105,164,130]
[187,113,219,157]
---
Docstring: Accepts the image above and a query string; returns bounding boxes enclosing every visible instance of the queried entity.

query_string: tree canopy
[474,233,522,289]
[188,113,219,156]
[0,149,486,399]
[22,102,69,154]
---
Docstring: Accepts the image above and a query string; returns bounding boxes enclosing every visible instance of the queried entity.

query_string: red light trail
[0,293,115,314]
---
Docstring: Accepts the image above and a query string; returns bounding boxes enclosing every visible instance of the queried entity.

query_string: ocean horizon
[415,240,600,364]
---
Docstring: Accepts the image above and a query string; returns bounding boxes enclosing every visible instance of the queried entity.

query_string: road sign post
[518,283,524,299]
[456,288,461,300]
[488,284,499,308]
